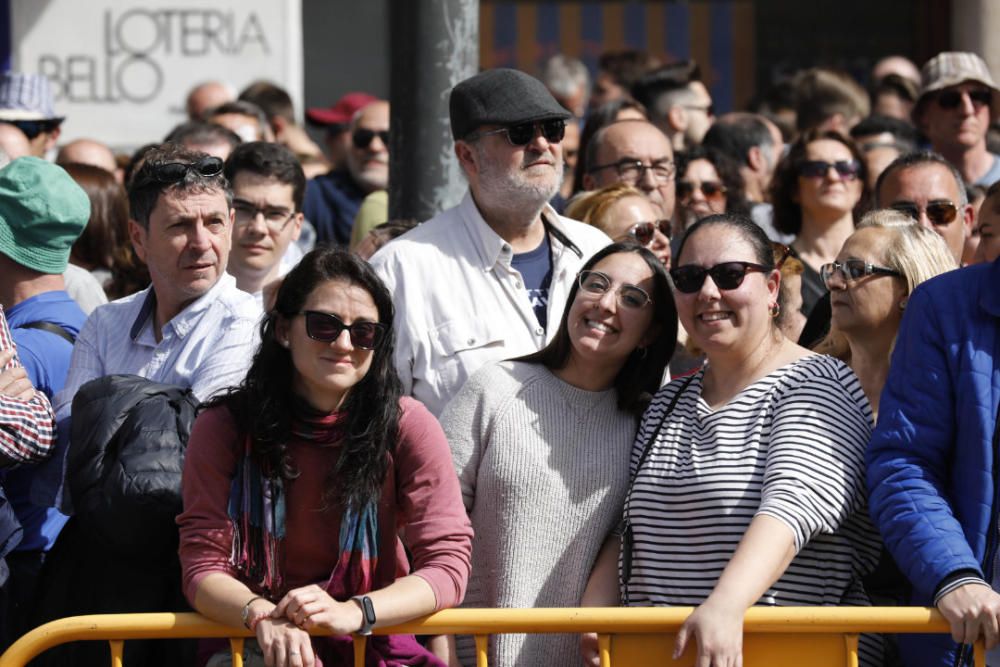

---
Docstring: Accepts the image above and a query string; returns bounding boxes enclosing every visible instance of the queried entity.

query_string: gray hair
[541,55,590,101]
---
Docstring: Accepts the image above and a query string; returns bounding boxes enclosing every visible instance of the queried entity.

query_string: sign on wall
[9,0,303,149]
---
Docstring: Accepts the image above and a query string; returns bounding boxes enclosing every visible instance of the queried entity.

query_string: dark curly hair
[769,129,869,236]
[674,145,749,217]
[207,247,402,511]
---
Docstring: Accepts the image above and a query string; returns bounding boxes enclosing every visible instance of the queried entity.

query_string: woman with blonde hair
[566,184,671,266]
[817,208,957,417]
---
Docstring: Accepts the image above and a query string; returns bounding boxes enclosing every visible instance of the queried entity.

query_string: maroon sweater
[177,396,473,609]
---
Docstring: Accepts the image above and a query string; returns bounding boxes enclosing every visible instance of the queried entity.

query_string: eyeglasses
[626,219,672,245]
[677,180,727,202]
[233,199,296,231]
[589,159,675,185]
[936,88,992,110]
[889,200,959,226]
[352,128,390,149]
[820,260,901,286]
[577,270,652,309]
[798,160,861,180]
[669,261,771,294]
[300,311,387,349]
[147,156,225,184]
[471,119,566,146]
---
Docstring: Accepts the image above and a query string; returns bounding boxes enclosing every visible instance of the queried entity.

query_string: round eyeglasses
[577,270,652,309]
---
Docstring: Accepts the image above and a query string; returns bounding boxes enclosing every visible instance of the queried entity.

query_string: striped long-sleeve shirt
[623,354,882,608]
[0,306,56,466]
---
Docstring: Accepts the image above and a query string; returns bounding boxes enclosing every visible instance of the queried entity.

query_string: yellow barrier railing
[0,607,984,667]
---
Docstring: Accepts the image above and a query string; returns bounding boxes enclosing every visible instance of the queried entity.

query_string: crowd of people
[0,42,997,667]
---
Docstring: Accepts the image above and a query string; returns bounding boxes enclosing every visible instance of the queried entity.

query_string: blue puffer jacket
[867,259,1000,667]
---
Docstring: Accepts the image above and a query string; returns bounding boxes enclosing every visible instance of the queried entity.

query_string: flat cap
[449,68,571,140]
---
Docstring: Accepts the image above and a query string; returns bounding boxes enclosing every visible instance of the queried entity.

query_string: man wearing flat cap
[370,68,610,417]
[914,51,1000,186]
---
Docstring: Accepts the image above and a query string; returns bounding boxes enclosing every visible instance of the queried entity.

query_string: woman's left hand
[673,597,744,667]
[272,585,364,635]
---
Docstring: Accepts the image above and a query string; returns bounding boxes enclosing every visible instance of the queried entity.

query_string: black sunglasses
[798,160,861,180]
[669,261,772,294]
[352,128,390,149]
[2,119,59,140]
[301,311,386,349]
[148,156,224,184]
[889,200,959,226]
[473,119,566,146]
[936,88,992,110]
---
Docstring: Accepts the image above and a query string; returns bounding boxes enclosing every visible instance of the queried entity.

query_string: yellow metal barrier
[0,607,985,667]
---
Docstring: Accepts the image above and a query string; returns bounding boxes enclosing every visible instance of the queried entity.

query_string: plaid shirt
[0,306,55,466]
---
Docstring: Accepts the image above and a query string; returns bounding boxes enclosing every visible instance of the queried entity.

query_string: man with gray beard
[370,68,611,416]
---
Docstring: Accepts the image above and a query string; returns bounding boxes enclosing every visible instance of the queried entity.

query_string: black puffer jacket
[67,374,199,554]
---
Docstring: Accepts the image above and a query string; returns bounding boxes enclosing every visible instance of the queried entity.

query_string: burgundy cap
[306,92,378,127]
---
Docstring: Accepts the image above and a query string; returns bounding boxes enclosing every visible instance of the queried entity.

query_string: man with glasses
[370,68,609,416]
[875,151,973,264]
[223,141,304,306]
[0,73,64,159]
[583,119,677,221]
[914,51,1000,186]
[304,99,390,246]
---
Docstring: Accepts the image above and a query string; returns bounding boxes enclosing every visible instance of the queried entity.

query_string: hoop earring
[769,302,781,319]
[636,347,648,359]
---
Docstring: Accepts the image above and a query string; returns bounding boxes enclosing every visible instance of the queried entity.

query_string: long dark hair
[518,242,677,414]
[209,247,402,511]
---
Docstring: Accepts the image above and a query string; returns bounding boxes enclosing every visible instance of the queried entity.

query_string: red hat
[306,92,378,127]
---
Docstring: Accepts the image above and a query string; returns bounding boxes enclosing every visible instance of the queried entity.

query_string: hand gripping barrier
[0,607,985,667]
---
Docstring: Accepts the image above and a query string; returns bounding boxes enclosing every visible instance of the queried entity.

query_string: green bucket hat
[0,156,90,274]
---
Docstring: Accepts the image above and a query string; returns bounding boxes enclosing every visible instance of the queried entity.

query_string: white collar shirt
[53,272,261,422]
[369,190,611,416]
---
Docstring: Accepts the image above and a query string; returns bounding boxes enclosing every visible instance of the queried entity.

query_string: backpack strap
[20,321,76,345]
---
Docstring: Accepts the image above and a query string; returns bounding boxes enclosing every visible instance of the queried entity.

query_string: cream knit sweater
[441,360,637,667]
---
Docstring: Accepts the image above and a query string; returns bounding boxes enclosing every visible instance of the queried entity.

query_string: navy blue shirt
[302,169,368,246]
[4,291,86,552]
[512,234,553,329]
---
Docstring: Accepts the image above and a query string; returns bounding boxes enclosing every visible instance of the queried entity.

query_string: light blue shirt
[53,273,260,420]
[34,274,260,513]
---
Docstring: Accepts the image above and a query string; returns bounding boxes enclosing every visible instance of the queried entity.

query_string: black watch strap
[351,595,376,635]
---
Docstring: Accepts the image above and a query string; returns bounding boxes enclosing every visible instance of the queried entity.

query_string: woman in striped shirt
[620,213,881,666]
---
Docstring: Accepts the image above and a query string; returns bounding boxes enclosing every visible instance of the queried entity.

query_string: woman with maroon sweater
[178,248,473,667]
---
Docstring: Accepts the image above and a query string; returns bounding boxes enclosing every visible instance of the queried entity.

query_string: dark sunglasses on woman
[470,119,566,146]
[352,128,390,149]
[301,311,387,349]
[820,260,901,286]
[669,261,772,294]
[798,160,860,180]
[627,219,672,245]
[676,180,727,203]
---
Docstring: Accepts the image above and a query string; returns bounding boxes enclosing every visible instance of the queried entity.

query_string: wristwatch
[351,595,376,635]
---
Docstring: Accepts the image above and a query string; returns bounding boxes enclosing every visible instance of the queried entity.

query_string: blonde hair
[564,183,648,236]
[815,208,957,360]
